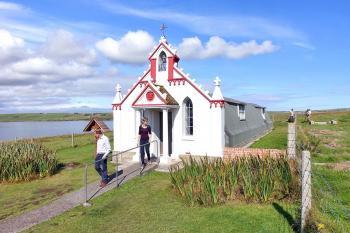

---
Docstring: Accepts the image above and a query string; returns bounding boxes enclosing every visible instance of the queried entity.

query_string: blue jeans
[140,139,150,164]
[95,153,108,182]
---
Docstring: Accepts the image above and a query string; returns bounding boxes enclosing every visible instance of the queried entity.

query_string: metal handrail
[83,140,159,206]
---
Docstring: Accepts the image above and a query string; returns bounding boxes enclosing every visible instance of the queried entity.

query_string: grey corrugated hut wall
[224,100,273,147]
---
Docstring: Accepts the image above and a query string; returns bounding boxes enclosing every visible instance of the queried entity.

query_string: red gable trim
[148,42,176,60]
[114,69,151,109]
[132,83,167,107]
[173,67,211,102]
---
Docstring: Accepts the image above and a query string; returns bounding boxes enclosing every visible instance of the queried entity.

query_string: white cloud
[0,29,24,48]
[0,29,30,64]
[178,36,278,60]
[0,1,24,11]
[96,30,155,64]
[42,29,97,65]
[292,42,315,50]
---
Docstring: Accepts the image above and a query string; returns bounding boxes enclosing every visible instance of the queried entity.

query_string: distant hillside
[269,108,350,114]
[0,113,113,122]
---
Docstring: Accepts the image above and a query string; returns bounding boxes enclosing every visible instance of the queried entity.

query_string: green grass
[253,111,350,232]
[312,166,350,232]
[0,113,112,122]
[0,132,113,220]
[250,121,287,149]
[25,172,299,233]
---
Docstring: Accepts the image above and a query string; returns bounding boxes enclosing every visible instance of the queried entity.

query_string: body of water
[0,121,113,142]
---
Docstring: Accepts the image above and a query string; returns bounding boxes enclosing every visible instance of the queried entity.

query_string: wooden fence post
[71,133,74,147]
[301,150,311,232]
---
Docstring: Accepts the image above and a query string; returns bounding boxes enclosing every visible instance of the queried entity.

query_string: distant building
[112,36,272,163]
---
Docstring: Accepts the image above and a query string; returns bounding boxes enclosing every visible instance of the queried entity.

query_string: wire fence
[82,140,159,206]
[293,129,350,232]
[312,168,350,233]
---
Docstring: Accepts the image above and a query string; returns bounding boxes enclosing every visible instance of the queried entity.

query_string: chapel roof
[156,85,179,105]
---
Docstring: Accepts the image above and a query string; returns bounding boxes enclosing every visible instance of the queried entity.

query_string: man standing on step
[94,129,111,188]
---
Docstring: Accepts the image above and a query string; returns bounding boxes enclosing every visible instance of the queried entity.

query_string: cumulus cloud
[178,36,278,60]
[0,29,30,64]
[96,30,155,64]
[42,30,97,65]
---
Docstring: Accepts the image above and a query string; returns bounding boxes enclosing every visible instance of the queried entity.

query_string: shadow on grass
[272,202,300,233]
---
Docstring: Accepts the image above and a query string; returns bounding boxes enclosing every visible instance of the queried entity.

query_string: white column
[160,108,169,164]
[133,109,141,162]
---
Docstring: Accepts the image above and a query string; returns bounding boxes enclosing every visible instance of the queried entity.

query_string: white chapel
[112,36,272,164]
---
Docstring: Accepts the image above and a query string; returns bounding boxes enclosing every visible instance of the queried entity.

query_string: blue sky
[0,0,349,113]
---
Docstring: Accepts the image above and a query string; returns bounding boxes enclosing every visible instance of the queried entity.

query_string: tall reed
[0,140,58,182]
[169,155,296,206]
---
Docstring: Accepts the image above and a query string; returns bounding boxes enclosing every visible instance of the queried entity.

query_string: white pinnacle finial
[113,83,123,104]
[116,83,121,92]
[212,76,223,100]
[214,76,221,86]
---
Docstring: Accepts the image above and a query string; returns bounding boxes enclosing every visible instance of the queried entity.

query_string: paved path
[0,161,157,233]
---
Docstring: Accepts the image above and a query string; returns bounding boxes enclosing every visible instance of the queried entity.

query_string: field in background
[0,113,112,122]
[266,111,350,232]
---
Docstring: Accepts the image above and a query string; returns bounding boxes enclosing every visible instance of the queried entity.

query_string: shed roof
[83,117,110,132]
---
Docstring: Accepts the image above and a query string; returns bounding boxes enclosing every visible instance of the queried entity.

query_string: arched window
[183,98,193,135]
[158,51,167,71]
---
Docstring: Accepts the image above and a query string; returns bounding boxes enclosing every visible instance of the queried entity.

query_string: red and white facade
[112,36,225,163]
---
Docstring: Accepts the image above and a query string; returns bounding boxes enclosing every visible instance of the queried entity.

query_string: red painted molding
[168,78,186,86]
[115,69,151,108]
[148,42,176,60]
[168,57,174,80]
[112,104,122,110]
[150,58,156,81]
[173,67,211,102]
[210,100,225,108]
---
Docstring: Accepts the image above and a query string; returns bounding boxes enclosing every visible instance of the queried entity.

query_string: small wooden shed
[83,117,110,133]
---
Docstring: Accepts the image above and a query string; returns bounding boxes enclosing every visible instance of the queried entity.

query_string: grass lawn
[250,120,287,149]
[0,113,112,122]
[25,172,299,233]
[0,132,113,220]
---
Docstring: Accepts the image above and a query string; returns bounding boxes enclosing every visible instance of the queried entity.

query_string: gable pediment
[132,83,167,107]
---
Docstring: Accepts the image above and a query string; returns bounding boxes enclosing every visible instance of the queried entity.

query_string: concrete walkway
[0,161,157,233]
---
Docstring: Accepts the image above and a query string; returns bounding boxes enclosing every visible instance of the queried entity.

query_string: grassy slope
[252,111,350,232]
[0,113,112,122]
[26,172,298,233]
[0,132,113,220]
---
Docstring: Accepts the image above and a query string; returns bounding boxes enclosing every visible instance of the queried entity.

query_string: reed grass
[0,140,58,182]
[169,155,297,206]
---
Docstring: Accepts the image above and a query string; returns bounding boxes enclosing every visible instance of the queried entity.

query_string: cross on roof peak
[214,76,221,86]
[160,24,168,38]
[115,83,121,92]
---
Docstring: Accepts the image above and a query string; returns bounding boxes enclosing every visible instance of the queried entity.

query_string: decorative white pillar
[160,108,169,164]
[133,109,141,162]
[210,77,225,157]
[113,84,123,153]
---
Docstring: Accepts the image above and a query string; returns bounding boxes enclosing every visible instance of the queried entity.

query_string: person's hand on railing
[102,150,111,160]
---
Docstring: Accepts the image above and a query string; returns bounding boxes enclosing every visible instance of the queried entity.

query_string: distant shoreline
[0,113,113,122]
